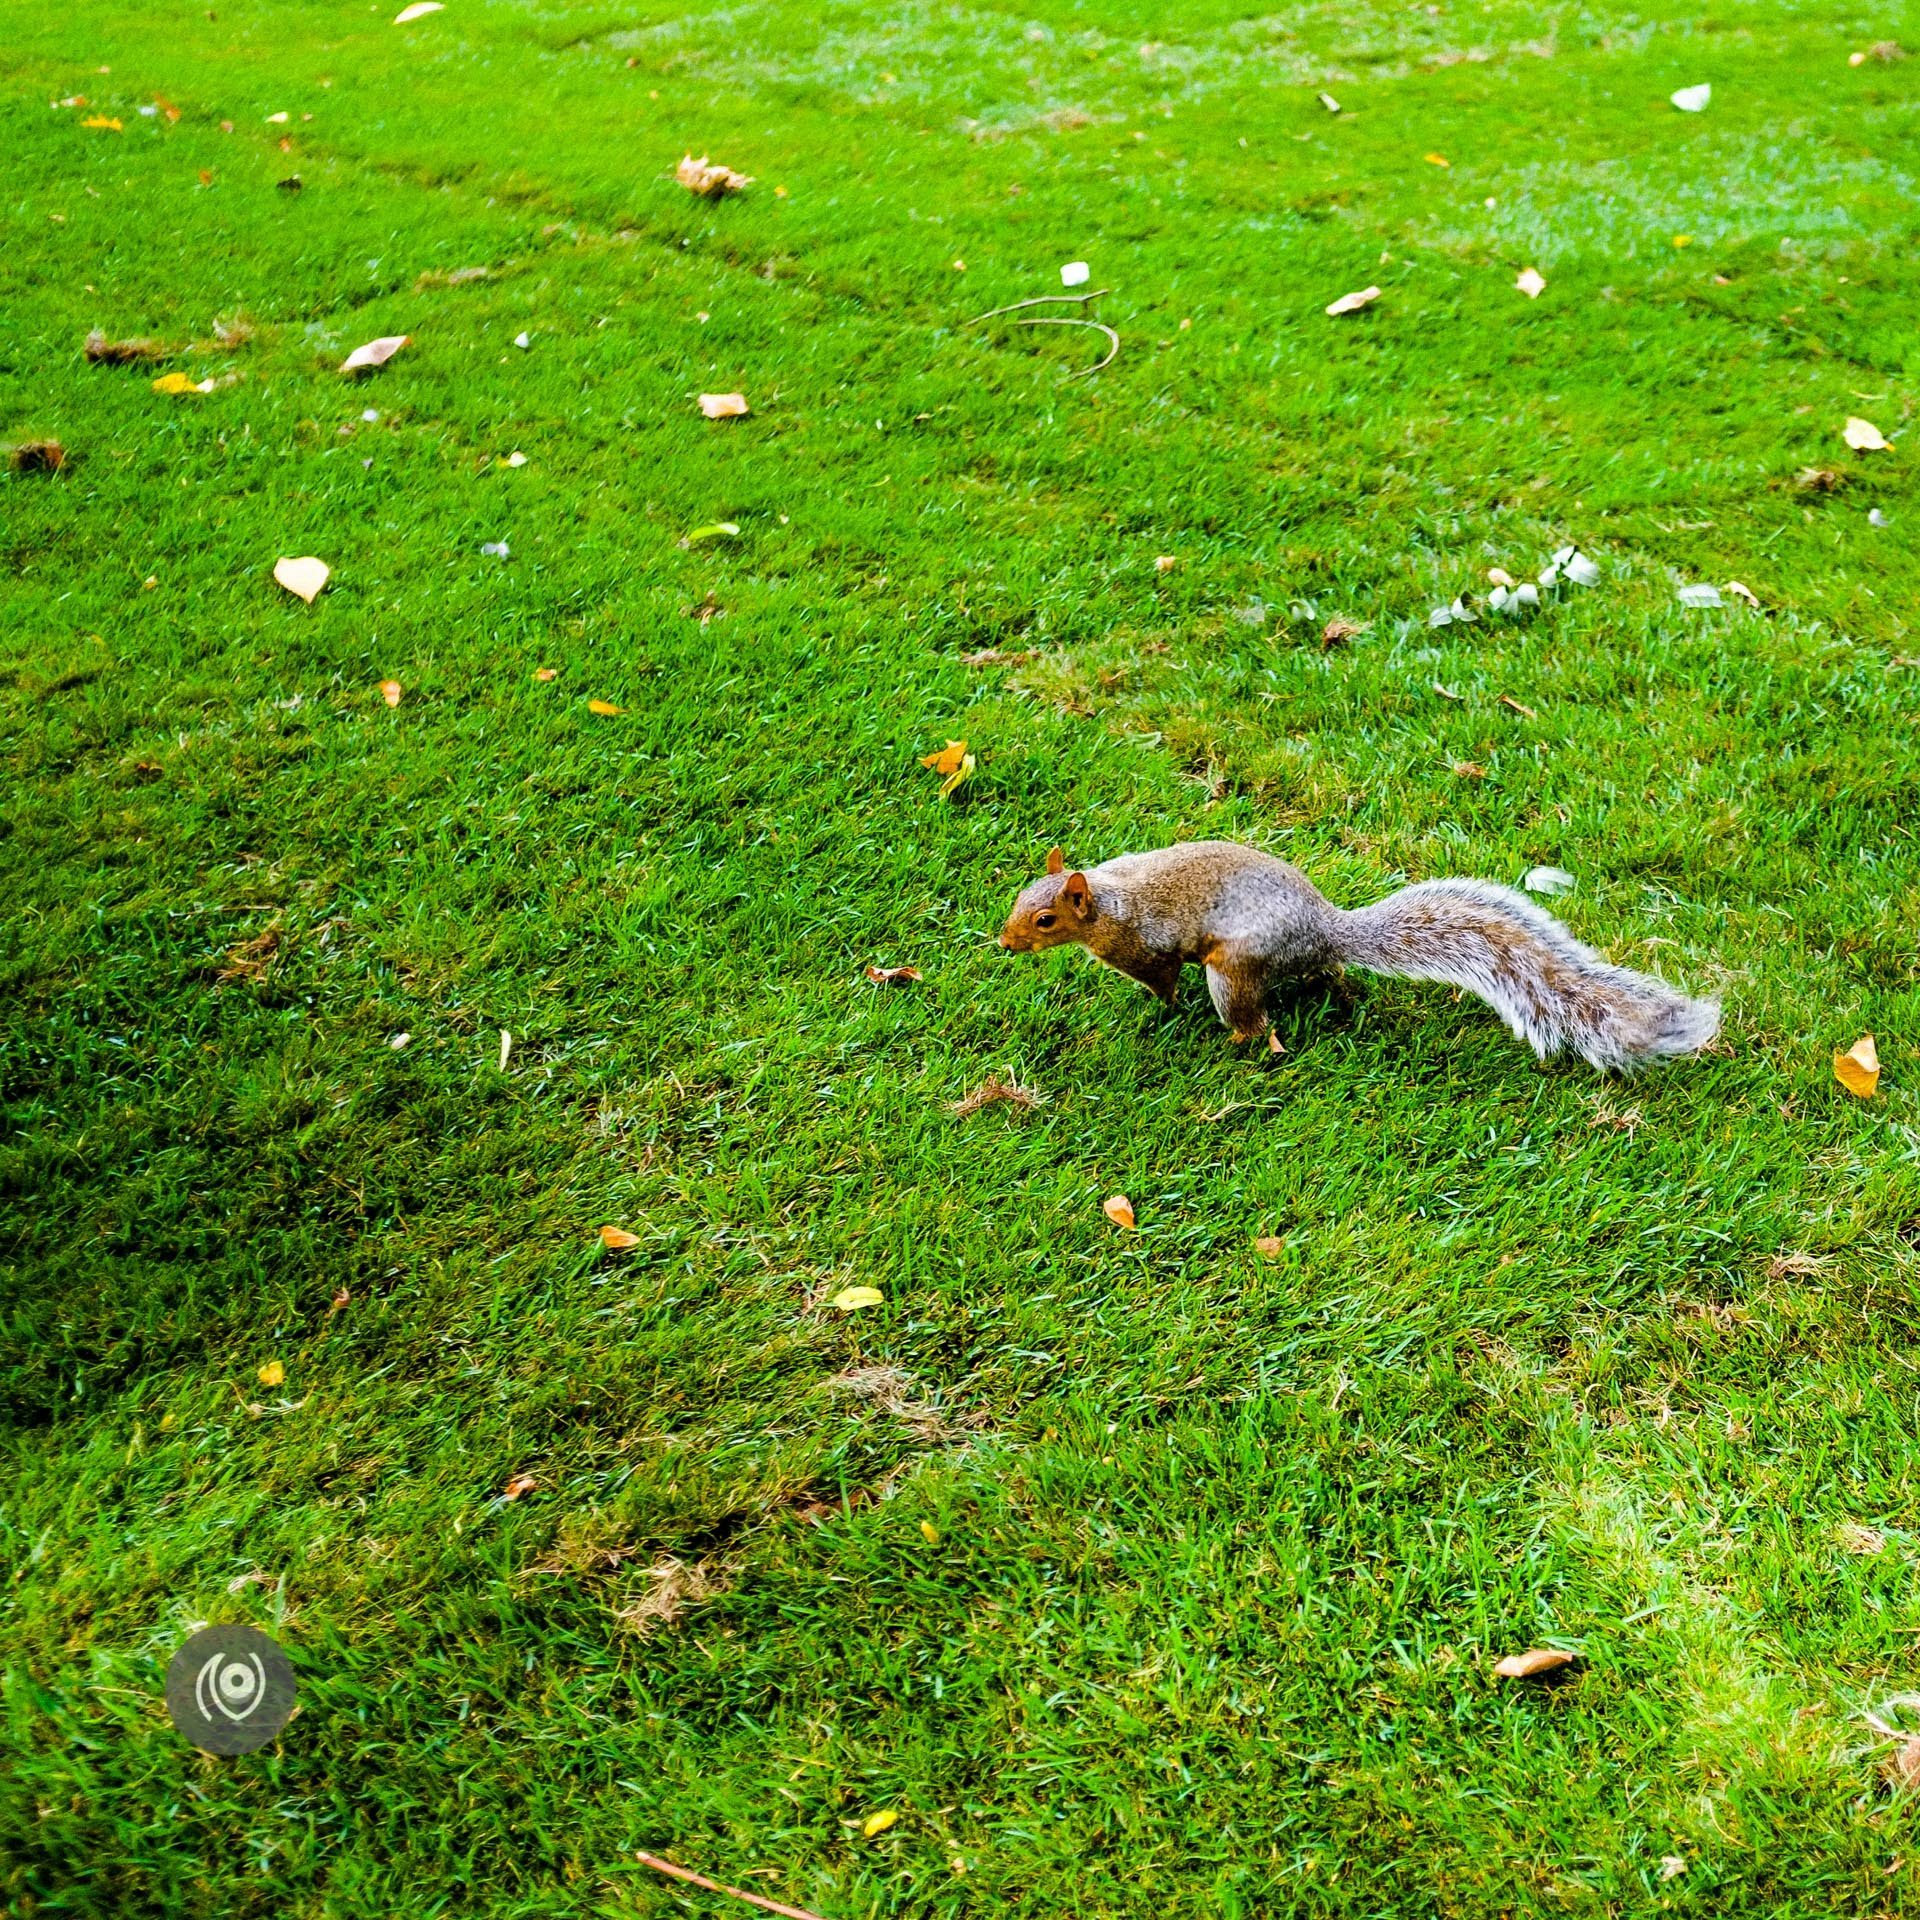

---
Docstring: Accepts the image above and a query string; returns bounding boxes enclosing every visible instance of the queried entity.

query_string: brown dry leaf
[1266,1029,1286,1055]
[1253,1235,1285,1258]
[216,925,282,983]
[85,330,164,364]
[379,678,403,707]
[864,964,922,986]
[1796,465,1844,491]
[502,1473,537,1500]
[1154,554,1177,573]
[535,666,557,682]
[1321,616,1368,648]
[1324,285,1381,317]
[329,1287,351,1312]
[1493,1648,1578,1679]
[1843,416,1891,452]
[1103,1193,1137,1230]
[1725,580,1760,608]
[1834,1033,1880,1098]
[600,1225,641,1250]
[587,698,622,715]
[697,392,750,419]
[677,153,752,198]
[1452,760,1486,779]
[950,1074,1043,1116]
[1498,693,1539,719]
[341,333,409,374]
[273,555,329,603]
[257,1359,286,1387]
[9,439,65,474]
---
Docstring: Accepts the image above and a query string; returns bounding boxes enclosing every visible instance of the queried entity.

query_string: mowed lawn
[3,0,1918,1912]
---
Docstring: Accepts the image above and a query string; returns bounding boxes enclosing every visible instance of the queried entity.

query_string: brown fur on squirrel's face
[998,847,1096,952]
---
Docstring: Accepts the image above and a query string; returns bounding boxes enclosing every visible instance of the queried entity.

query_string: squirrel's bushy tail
[1334,878,1718,1071]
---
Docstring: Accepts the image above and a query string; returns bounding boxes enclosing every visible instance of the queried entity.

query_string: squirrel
[998,841,1719,1072]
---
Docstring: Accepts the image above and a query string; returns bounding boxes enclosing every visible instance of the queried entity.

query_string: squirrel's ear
[1060,872,1093,918]
[1046,846,1065,875]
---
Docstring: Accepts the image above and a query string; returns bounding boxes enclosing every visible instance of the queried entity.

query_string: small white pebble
[513,330,530,348]
[390,1032,411,1050]
[1060,260,1090,287]
[361,408,379,423]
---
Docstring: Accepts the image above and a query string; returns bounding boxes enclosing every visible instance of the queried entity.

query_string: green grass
[3,0,1919,1912]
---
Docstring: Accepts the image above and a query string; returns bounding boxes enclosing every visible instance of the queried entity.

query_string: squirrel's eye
[1035,912,1056,929]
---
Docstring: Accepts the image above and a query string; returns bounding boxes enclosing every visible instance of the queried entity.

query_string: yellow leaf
[1424,152,1450,167]
[1103,1193,1136,1230]
[257,1360,285,1387]
[1834,1034,1880,1098]
[830,1285,884,1311]
[83,115,122,131]
[587,698,622,715]
[502,1472,537,1500]
[861,1810,899,1839]
[1253,1235,1285,1258]
[920,1519,939,1544]
[379,679,402,707]
[152,371,212,395]
[273,555,330,603]
[1843,416,1891,452]
[600,1225,641,1250]
[938,751,976,799]
[534,667,557,682]
[920,739,968,775]
[698,392,750,419]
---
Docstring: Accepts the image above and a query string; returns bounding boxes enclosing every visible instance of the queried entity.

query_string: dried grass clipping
[950,1074,1043,1116]
[612,1556,728,1636]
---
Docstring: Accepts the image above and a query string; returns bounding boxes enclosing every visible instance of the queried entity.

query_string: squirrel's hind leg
[1205,956,1271,1042]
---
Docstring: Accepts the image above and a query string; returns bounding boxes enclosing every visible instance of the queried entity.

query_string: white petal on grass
[1677,583,1723,608]
[1551,546,1602,587]
[394,2,444,20]
[1843,416,1890,451]
[1523,866,1575,897]
[481,541,510,557]
[1325,285,1380,316]
[1318,92,1341,113]
[1869,508,1888,528]
[361,407,380,423]
[1515,266,1546,298]
[513,331,531,348]
[1670,83,1712,112]
[504,450,527,467]
[340,334,409,375]
[1059,260,1090,287]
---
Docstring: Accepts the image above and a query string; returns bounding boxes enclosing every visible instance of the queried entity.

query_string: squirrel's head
[998,847,1097,952]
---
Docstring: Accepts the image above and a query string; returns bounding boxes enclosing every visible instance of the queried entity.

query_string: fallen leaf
[156,95,181,122]
[1154,554,1177,573]
[1669,82,1711,111]
[1424,151,1450,167]
[1060,260,1090,287]
[1844,416,1891,452]
[266,111,289,124]
[341,334,409,374]
[1493,1648,1578,1679]
[394,0,443,17]
[1498,694,1538,719]
[1103,1193,1136,1230]
[861,1811,899,1839]
[864,964,922,986]
[502,1473,537,1500]
[1796,465,1844,491]
[1432,681,1462,701]
[1677,583,1723,608]
[1659,1857,1687,1882]
[535,667,557,682]
[1834,1034,1880,1099]
[1886,1739,1920,1792]
[950,1075,1043,1115]
[1318,91,1341,112]
[151,371,213,395]
[681,521,740,545]
[1453,760,1486,779]
[482,540,511,556]
[698,392,750,419]
[1325,285,1381,317]
[919,738,976,797]
[8,439,65,474]
[330,1288,351,1311]
[82,115,122,131]
[498,1028,512,1072]
[273,555,330,603]
[920,1520,940,1544]
[257,1360,286,1387]
[1523,865,1575,897]
[1487,567,1515,587]
[1725,580,1760,608]
[1321,615,1368,648]
[1267,1030,1286,1055]
[502,451,527,468]
[677,153,752,198]
[599,1225,641,1250]
[830,1285,884,1312]
[379,678,402,707]
[1552,545,1602,587]
[587,698,622,715]
[1253,1235,1286,1258]
[1515,266,1546,299]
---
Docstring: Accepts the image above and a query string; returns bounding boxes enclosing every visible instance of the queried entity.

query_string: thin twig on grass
[635,1851,831,1920]
[1015,315,1120,377]
[963,288,1111,325]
